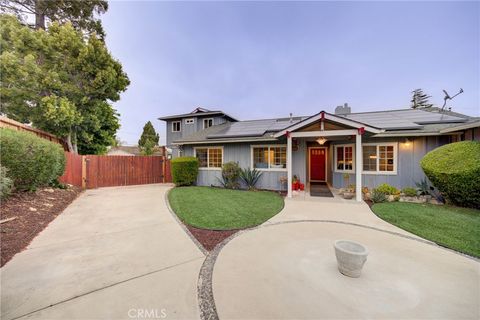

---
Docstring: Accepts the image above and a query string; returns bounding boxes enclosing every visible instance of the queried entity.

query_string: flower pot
[334,240,368,278]
[343,192,355,199]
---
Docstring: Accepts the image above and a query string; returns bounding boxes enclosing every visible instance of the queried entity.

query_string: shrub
[375,183,399,195]
[0,165,13,199]
[371,189,387,203]
[171,156,199,186]
[402,187,417,197]
[240,167,263,190]
[420,141,480,208]
[217,161,241,189]
[0,129,66,191]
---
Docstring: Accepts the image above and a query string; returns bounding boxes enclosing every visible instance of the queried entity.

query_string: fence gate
[85,155,166,189]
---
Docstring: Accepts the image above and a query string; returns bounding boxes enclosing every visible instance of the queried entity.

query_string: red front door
[310,148,326,181]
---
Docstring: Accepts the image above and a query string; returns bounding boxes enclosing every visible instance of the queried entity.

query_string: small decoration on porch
[292,175,305,191]
[279,176,288,191]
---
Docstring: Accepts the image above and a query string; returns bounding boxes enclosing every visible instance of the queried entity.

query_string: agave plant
[240,167,263,190]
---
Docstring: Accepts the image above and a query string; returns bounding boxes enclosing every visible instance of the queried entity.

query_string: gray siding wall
[331,136,450,190]
[183,142,287,190]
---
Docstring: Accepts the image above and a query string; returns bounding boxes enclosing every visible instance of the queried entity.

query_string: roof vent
[289,113,293,123]
[335,103,351,115]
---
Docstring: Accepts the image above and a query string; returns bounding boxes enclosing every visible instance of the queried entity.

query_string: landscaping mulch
[185,225,239,251]
[0,186,82,267]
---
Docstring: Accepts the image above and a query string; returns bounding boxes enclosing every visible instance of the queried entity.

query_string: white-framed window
[334,144,355,173]
[251,145,287,171]
[362,143,397,174]
[185,118,195,125]
[172,121,181,132]
[203,118,214,129]
[194,147,223,169]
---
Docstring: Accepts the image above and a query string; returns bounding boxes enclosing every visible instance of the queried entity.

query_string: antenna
[442,88,464,111]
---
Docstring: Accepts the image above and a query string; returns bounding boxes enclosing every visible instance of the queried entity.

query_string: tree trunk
[66,131,74,153]
[72,130,78,154]
[34,0,46,29]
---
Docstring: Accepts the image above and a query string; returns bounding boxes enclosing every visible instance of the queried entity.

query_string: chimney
[335,103,351,115]
[289,113,293,123]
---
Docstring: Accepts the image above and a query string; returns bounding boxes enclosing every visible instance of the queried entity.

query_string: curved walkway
[200,198,480,320]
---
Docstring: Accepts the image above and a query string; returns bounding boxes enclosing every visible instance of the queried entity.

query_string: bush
[217,161,241,189]
[171,156,199,186]
[402,187,418,197]
[0,129,66,191]
[240,167,263,190]
[375,183,399,195]
[371,189,387,203]
[0,165,13,199]
[420,141,480,208]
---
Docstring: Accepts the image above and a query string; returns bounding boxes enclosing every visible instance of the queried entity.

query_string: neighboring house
[159,106,479,201]
[106,146,165,156]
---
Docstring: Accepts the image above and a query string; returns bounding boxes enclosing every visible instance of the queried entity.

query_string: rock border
[197,219,480,320]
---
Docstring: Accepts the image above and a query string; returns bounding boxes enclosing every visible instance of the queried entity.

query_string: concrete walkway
[1,184,204,320]
[209,197,480,319]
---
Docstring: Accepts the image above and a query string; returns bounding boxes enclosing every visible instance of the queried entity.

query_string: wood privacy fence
[59,152,171,189]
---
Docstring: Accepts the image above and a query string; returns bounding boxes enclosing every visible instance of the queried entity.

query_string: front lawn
[372,202,480,258]
[168,186,284,230]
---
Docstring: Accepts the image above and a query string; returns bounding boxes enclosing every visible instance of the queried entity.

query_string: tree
[0,15,130,154]
[138,121,159,155]
[411,89,433,109]
[0,0,108,37]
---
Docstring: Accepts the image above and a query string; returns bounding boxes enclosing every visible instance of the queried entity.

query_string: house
[159,105,479,201]
[106,146,166,156]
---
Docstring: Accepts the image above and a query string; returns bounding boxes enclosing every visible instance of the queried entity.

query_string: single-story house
[106,146,166,156]
[159,105,479,201]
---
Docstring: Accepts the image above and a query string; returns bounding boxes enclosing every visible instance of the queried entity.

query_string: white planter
[334,240,369,278]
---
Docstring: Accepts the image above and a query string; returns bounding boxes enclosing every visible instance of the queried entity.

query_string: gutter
[172,137,279,145]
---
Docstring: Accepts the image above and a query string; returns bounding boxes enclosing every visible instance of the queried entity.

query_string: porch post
[355,132,362,202]
[287,133,293,198]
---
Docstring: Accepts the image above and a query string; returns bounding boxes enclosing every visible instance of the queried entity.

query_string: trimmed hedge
[171,156,199,186]
[0,165,13,199]
[0,128,66,191]
[420,141,480,208]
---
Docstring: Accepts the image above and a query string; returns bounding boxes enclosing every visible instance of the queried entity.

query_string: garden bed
[0,186,82,266]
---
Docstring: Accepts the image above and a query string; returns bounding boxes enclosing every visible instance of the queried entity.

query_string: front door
[310,148,326,181]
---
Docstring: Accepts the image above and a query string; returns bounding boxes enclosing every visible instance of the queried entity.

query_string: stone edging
[197,219,480,320]
[163,188,209,256]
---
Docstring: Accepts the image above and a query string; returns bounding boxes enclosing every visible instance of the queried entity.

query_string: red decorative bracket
[320,111,325,120]
[358,127,365,135]
[286,130,290,138]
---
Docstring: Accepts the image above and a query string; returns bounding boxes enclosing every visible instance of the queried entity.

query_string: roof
[169,107,478,144]
[106,146,165,156]
[158,107,238,122]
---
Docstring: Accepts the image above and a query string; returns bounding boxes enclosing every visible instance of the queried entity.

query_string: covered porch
[274,111,382,202]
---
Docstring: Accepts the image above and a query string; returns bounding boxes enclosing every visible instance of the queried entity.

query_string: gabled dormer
[159,107,238,148]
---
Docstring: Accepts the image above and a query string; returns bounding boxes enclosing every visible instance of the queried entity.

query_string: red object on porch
[299,183,305,191]
[358,127,365,135]
[309,148,326,181]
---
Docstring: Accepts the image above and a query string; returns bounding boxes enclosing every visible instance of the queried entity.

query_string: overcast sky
[102,1,479,146]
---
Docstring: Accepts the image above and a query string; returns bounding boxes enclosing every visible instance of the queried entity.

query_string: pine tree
[138,121,159,155]
[411,89,433,109]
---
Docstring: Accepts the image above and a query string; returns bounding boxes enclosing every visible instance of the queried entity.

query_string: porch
[275,111,382,202]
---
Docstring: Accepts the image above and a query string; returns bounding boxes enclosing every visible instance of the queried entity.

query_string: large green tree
[411,89,433,109]
[0,0,108,37]
[0,14,129,154]
[138,121,159,155]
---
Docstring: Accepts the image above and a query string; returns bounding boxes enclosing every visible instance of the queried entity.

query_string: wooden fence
[59,152,171,189]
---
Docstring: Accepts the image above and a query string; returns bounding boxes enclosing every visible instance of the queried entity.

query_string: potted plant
[334,240,369,278]
[343,184,355,199]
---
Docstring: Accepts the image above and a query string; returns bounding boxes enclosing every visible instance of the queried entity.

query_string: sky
[102,1,480,146]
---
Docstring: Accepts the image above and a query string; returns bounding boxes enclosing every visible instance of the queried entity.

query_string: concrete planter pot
[334,240,368,278]
[343,192,355,200]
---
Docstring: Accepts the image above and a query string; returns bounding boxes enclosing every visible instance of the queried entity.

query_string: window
[194,147,223,169]
[251,145,287,170]
[185,118,195,125]
[362,143,397,174]
[172,121,181,132]
[335,144,354,172]
[203,118,214,129]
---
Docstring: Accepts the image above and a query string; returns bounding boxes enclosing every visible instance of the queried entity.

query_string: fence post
[81,156,87,189]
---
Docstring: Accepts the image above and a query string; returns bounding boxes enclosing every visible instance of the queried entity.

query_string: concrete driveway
[205,198,480,319]
[1,184,204,320]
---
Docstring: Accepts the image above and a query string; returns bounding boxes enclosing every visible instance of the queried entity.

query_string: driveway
[204,198,480,319]
[1,184,204,320]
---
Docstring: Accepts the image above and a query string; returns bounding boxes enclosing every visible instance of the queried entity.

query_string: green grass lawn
[372,202,480,257]
[168,186,284,230]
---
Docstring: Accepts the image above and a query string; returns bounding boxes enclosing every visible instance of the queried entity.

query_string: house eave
[172,137,279,145]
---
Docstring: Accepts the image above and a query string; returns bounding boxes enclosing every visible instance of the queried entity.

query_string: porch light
[317,137,327,145]
[404,138,411,147]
